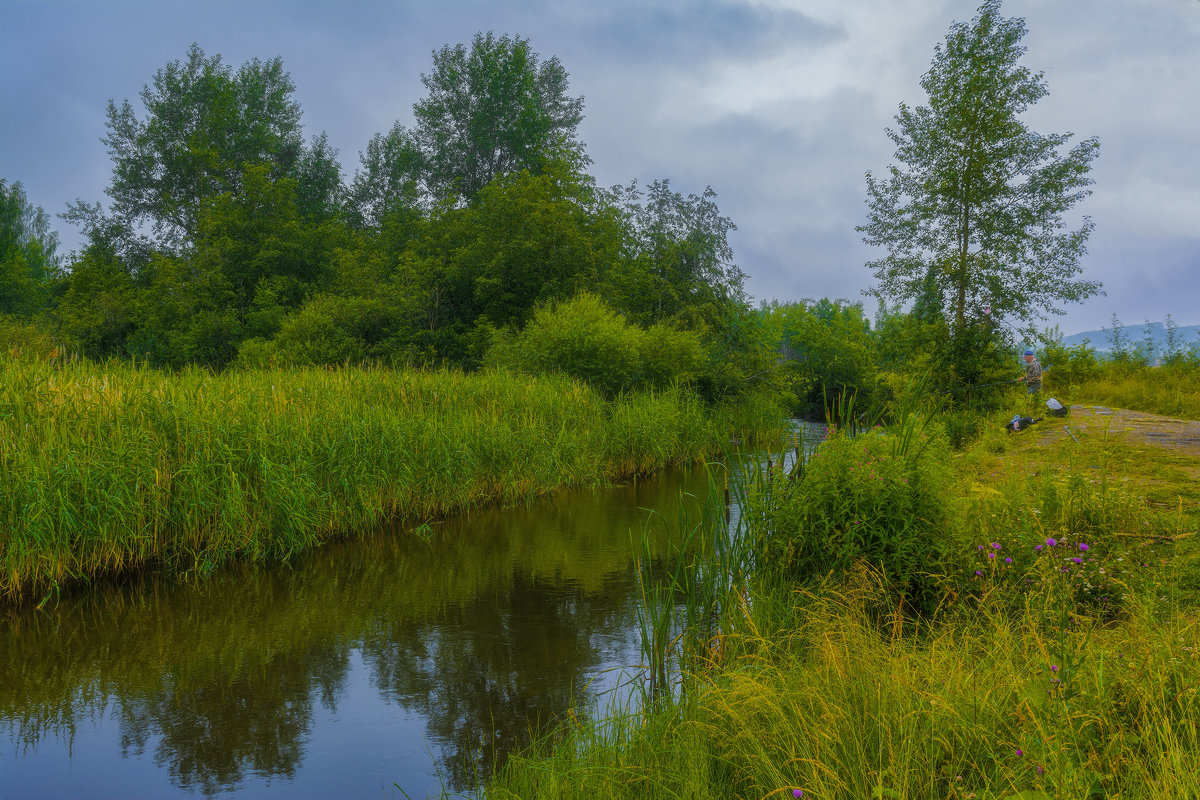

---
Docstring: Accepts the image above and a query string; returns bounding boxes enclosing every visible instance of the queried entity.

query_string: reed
[0,357,782,603]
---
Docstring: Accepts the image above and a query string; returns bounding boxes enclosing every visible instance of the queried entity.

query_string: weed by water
[0,358,779,603]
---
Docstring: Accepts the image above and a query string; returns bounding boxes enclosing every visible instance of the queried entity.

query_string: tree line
[5,3,1119,413]
[3,34,759,396]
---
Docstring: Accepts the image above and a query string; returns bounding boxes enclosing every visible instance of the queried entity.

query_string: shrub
[750,427,955,613]
[486,293,704,397]
[0,314,63,359]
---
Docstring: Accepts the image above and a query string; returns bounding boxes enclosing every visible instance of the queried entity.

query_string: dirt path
[1051,404,1200,459]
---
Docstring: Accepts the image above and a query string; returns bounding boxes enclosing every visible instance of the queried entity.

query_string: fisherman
[1016,348,1042,395]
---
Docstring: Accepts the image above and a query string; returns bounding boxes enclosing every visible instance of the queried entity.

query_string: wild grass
[495,567,1200,800]
[1049,362,1200,421]
[489,403,1200,800]
[0,357,783,603]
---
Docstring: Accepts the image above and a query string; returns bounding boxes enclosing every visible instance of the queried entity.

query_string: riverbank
[0,358,784,604]
[489,403,1200,799]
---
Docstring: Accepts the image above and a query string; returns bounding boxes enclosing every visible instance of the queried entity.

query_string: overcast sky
[2,0,1197,336]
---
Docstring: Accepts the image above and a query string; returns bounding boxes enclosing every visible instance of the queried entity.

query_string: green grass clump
[749,425,956,615]
[0,357,782,602]
[495,568,1200,800]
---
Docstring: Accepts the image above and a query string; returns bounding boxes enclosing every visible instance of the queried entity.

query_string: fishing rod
[944,379,1019,394]
[944,363,1052,394]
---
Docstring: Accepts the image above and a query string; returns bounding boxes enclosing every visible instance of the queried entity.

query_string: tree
[607,179,745,329]
[859,0,1101,342]
[67,44,313,252]
[455,166,623,330]
[767,299,880,417]
[413,32,587,203]
[349,122,425,229]
[0,179,62,316]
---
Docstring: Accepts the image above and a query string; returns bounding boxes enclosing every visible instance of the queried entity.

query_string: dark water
[0,466,720,799]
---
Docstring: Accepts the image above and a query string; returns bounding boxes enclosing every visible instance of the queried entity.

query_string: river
[0,424,820,799]
[0,465,723,799]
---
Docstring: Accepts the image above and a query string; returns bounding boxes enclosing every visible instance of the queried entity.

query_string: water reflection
[0,467,713,798]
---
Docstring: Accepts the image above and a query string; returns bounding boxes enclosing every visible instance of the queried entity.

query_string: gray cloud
[2,0,1197,333]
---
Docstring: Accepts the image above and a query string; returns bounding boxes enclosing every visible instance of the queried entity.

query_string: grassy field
[0,357,783,604]
[489,400,1200,800]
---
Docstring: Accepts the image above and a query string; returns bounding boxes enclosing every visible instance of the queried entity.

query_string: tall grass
[0,357,782,602]
[1069,364,1200,420]
[495,566,1200,800]
[489,405,1200,800]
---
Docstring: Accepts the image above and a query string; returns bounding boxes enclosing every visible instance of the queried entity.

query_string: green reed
[0,358,780,603]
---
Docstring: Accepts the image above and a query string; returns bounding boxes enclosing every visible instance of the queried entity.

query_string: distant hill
[1062,322,1200,358]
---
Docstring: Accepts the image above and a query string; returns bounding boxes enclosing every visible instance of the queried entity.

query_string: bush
[766,299,880,418]
[750,427,954,613]
[486,293,704,397]
[0,314,64,359]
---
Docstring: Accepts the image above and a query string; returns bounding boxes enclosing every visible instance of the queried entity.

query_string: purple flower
[988,552,996,560]
[793,791,804,799]
[1079,543,1090,551]
[1046,538,1057,547]
[1072,557,1082,564]
[1035,545,1043,551]
[992,542,1001,550]
[1016,748,1024,757]
[1050,665,1058,672]
[1005,557,1013,564]
[1037,765,1044,775]
[978,545,985,550]
[975,570,983,576]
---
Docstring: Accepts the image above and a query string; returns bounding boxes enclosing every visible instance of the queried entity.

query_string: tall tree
[68,43,307,252]
[413,32,587,203]
[859,0,1101,340]
[349,122,425,229]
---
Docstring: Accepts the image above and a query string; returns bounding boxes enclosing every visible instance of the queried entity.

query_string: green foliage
[873,304,1014,410]
[1038,325,1100,389]
[0,314,63,359]
[861,0,1101,341]
[490,399,1200,800]
[486,292,704,397]
[455,167,623,329]
[73,43,307,250]
[604,179,745,330]
[54,243,139,360]
[349,122,424,229]
[750,427,955,613]
[1072,362,1200,420]
[235,293,408,368]
[413,31,587,204]
[0,179,62,317]
[0,358,760,602]
[765,299,879,418]
[47,38,763,380]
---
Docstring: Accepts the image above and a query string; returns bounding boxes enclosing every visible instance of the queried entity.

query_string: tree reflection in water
[0,466,706,797]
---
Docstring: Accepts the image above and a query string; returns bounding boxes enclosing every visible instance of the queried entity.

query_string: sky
[2,0,1197,337]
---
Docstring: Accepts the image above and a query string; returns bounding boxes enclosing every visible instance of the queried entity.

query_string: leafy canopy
[413,31,587,204]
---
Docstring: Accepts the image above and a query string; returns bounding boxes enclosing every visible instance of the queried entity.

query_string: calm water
[0,466,719,799]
